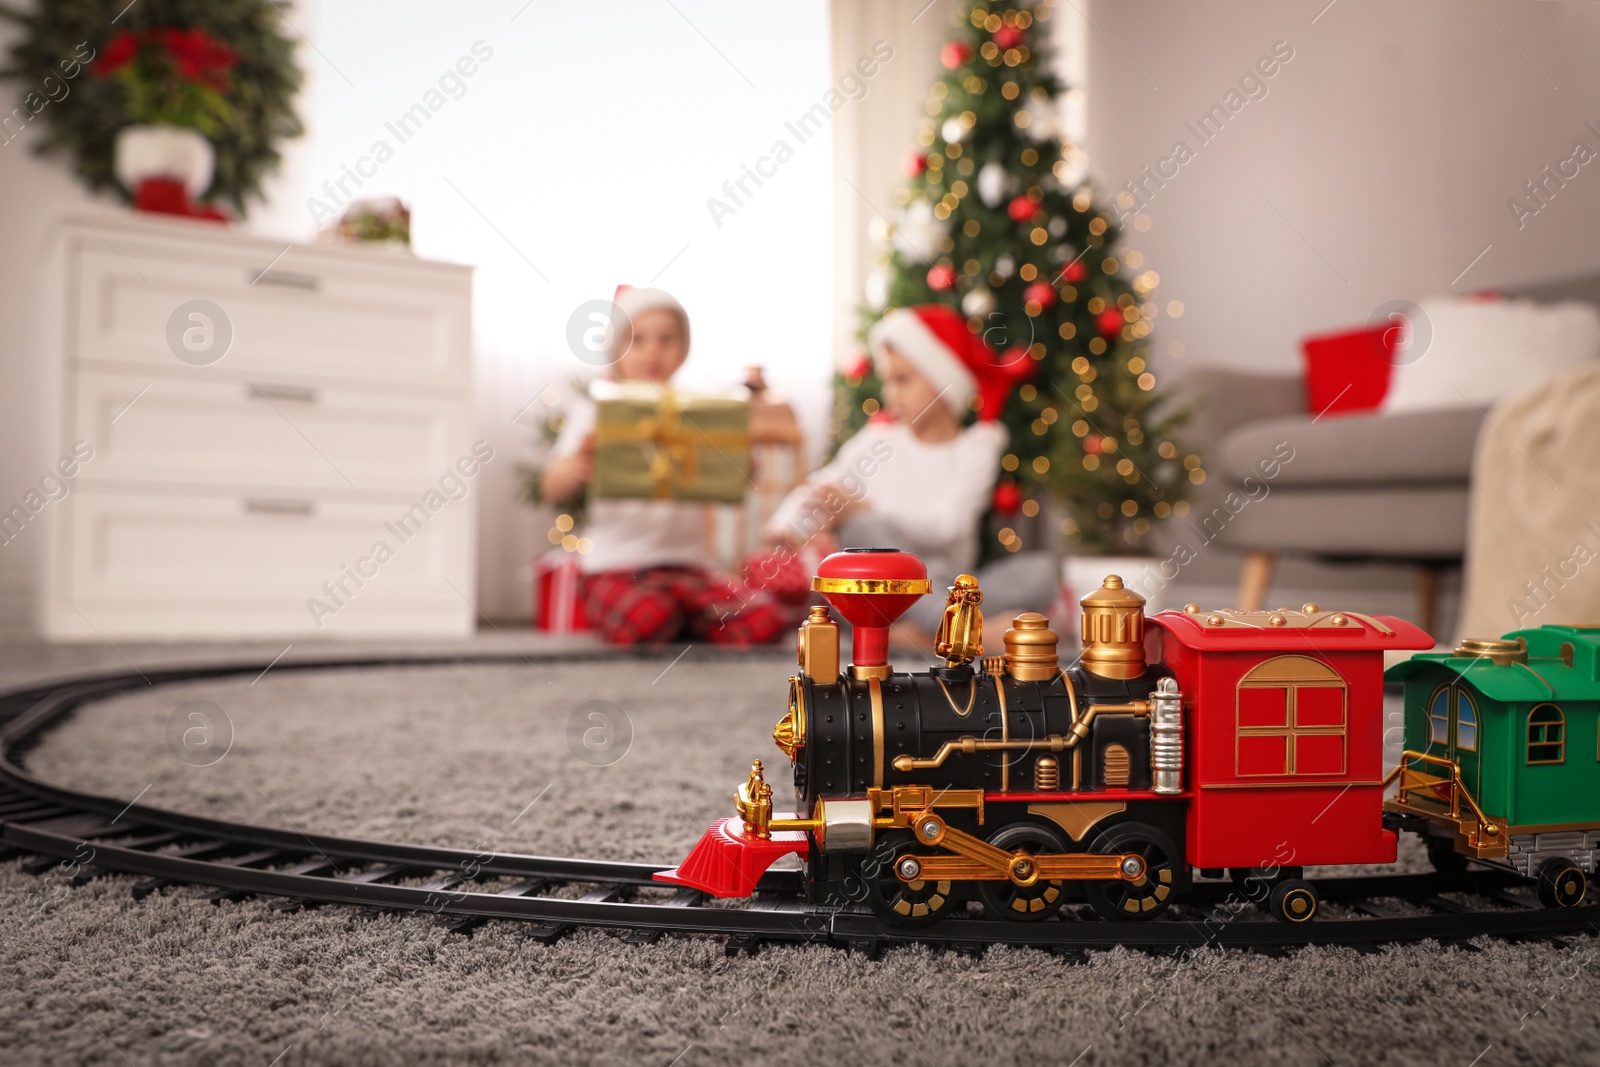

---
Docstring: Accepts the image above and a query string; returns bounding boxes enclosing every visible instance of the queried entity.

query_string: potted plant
[94,26,239,212]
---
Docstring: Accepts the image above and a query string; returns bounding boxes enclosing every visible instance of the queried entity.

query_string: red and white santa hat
[866,304,1031,421]
[611,285,690,357]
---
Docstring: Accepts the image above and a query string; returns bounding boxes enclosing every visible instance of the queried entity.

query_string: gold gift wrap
[590,381,751,503]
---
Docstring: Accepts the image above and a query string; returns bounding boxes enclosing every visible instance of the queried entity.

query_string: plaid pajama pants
[581,565,788,647]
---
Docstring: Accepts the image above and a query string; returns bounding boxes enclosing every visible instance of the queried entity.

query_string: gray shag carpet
[2,638,1599,1067]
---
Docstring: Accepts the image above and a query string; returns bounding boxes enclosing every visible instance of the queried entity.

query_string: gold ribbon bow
[597,389,749,500]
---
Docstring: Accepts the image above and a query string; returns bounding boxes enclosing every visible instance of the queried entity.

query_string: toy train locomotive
[657,547,1600,924]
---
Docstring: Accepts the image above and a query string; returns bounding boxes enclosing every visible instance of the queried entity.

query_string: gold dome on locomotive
[1079,574,1148,679]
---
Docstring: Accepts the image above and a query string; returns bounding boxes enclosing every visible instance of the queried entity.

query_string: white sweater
[768,420,1007,579]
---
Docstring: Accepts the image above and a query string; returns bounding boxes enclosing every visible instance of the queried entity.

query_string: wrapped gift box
[533,552,590,633]
[590,381,750,503]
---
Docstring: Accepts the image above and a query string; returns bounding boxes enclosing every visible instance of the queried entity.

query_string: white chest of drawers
[32,213,478,639]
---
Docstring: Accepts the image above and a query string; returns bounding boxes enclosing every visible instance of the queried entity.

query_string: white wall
[1077,0,1600,372]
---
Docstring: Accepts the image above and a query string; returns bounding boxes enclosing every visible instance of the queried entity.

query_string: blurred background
[2,0,1598,648]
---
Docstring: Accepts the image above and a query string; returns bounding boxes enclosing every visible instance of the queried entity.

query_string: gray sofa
[1177,271,1600,632]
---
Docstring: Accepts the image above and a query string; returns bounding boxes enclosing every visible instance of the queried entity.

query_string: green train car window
[1457,694,1477,752]
[1428,688,1449,747]
[1528,704,1565,765]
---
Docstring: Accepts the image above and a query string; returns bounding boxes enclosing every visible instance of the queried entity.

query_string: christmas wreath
[0,0,303,216]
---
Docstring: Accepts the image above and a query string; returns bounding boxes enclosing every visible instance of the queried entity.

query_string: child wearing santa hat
[764,303,1055,644]
[541,286,786,646]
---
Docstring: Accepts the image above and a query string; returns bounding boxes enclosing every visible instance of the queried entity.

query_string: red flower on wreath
[164,28,239,89]
[95,32,140,76]
[93,27,239,90]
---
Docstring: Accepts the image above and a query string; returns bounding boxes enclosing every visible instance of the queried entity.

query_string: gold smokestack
[1080,575,1147,679]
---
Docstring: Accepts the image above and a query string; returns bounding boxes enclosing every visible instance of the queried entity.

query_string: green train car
[1385,625,1600,907]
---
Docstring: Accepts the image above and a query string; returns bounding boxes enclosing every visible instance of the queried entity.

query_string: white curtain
[828,0,962,367]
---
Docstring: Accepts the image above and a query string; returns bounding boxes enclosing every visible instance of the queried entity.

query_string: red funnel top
[811,548,930,673]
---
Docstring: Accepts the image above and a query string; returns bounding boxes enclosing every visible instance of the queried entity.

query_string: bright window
[1427,687,1450,748]
[304,3,835,394]
[1528,704,1565,765]
[1456,692,1477,752]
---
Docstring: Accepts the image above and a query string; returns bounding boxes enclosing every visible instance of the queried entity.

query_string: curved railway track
[3,654,1597,956]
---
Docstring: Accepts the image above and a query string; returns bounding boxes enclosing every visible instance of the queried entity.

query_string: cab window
[1528,704,1565,765]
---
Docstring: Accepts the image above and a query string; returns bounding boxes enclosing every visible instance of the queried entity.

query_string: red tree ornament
[1060,259,1088,285]
[992,480,1022,514]
[1007,195,1036,223]
[927,263,957,291]
[846,354,872,381]
[1024,280,1058,311]
[1084,435,1103,455]
[940,41,973,69]
[993,25,1026,50]
[1097,308,1126,338]
[903,151,928,178]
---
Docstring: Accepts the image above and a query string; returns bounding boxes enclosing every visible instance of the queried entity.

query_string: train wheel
[977,822,1069,922]
[1082,822,1180,922]
[1269,878,1319,923]
[1536,858,1587,908]
[864,831,959,927]
[1426,837,1469,876]
[1228,865,1302,907]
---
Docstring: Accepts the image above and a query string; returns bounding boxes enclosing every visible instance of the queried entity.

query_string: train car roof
[1385,625,1600,701]
[1149,606,1434,652]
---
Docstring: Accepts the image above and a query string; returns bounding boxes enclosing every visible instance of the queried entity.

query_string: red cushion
[1300,325,1395,416]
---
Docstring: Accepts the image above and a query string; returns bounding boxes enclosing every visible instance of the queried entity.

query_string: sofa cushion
[1300,324,1394,416]
[1383,297,1600,414]
[1218,406,1482,488]
[1205,484,1470,559]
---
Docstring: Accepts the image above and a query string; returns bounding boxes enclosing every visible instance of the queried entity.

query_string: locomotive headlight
[772,676,806,760]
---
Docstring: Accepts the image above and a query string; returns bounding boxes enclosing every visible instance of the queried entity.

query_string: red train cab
[1147,604,1433,871]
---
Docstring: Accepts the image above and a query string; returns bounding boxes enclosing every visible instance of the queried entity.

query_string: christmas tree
[837,0,1199,557]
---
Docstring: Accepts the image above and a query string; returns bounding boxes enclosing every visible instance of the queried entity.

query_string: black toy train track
[3,654,1597,956]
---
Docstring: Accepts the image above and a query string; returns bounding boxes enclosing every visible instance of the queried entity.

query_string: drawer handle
[249,268,322,292]
[243,498,315,516]
[248,382,319,404]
